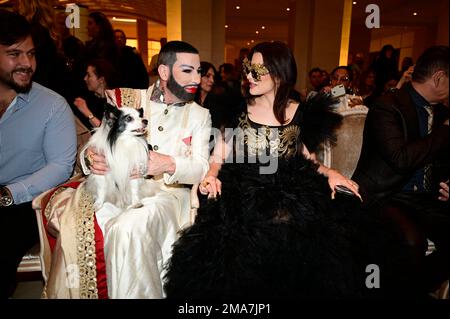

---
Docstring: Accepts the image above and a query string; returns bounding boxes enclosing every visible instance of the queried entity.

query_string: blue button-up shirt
[0,82,77,204]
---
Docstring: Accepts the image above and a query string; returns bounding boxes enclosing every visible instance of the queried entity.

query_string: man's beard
[0,67,33,93]
[166,74,196,102]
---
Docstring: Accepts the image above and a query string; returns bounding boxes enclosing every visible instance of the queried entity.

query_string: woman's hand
[85,147,109,175]
[438,180,449,202]
[74,97,90,116]
[199,175,222,199]
[396,65,414,89]
[348,95,363,107]
[326,168,362,201]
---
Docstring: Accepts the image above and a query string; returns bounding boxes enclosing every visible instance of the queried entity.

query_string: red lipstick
[185,86,198,93]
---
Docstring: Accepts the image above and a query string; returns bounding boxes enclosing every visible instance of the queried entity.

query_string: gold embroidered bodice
[236,111,301,159]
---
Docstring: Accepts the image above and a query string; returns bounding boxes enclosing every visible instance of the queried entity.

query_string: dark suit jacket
[352,83,449,207]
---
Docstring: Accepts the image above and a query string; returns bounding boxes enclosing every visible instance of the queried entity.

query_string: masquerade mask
[243,58,270,81]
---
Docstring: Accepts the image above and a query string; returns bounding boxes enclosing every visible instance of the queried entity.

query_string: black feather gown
[164,95,417,299]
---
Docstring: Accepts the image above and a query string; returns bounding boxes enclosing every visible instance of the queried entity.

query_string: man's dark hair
[331,65,353,82]
[114,29,126,39]
[157,41,199,68]
[0,9,31,46]
[412,46,449,83]
[220,63,234,75]
[308,67,322,78]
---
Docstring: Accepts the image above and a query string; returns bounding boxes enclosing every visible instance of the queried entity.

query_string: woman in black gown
[164,41,416,299]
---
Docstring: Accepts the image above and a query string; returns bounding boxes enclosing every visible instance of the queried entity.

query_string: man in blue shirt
[0,9,76,298]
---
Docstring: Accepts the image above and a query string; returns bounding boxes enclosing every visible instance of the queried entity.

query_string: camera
[331,84,346,98]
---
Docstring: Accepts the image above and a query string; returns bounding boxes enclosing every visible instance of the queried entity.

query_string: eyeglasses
[242,59,270,81]
[331,75,350,82]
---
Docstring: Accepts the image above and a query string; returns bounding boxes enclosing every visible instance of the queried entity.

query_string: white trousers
[96,191,181,299]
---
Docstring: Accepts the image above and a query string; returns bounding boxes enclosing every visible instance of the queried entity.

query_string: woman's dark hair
[357,70,376,96]
[200,61,217,77]
[0,9,31,46]
[246,41,298,124]
[87,58,118,88]
[194,61,217,104]
[88,12,115,43]
[401,57,414,72]
[380,44,395,58]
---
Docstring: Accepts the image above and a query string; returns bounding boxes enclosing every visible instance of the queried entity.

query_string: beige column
[288,0,314,90]
[166,0,182,41]
[289,0,352,90]
[211,0,225,68]
[166,0,225,66]
[137,19,148,67]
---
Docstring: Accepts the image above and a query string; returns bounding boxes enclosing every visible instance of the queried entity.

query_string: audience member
[17,0,66,95]
[370,44,398,96]
[84,11,119,70]
[114,29,149,89]
[74,59,117,129]
[353,46,449,295]
[0,9,76,298]
[148,37,167,84]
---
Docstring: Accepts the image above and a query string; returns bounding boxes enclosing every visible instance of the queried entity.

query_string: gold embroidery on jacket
[119,88,136,107]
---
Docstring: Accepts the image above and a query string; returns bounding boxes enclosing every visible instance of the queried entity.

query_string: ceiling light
[352,1,356,4]
[236,6,240,10]
[261,26,266,30]
[247,42,250,46]
[112,17,137,23]
[413,12,418,16]
[286,7,291,11]
[120,5,135,10]
[251,40,254,43]
[255,31,259,34]
[225,25,228,28]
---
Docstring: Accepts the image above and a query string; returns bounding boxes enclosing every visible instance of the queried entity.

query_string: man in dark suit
[352,46,449,296]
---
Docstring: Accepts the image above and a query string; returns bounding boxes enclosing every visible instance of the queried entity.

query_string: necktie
[423,105,433,191]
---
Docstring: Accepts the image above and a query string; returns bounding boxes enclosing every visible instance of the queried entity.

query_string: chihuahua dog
[85,103,150,210]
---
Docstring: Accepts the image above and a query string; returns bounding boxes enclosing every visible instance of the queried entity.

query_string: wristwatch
[0,186,14,207]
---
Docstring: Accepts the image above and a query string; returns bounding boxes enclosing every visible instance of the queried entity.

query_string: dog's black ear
[104,102,121,126]
[137,108,144,118]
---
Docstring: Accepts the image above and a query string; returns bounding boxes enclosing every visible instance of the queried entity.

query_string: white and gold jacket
[81,84,212,227]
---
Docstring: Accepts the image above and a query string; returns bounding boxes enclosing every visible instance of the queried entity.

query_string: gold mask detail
[243,58,270,81]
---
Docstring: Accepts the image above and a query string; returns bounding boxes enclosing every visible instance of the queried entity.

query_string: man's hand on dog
[147,151,176,176]
[86,147,109,175]
[87,148,176,177]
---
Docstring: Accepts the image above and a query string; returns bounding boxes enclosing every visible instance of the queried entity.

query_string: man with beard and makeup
[41,41,211,299]
[0,9,76,298]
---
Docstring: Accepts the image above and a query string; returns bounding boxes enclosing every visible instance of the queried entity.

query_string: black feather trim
[298,93,343,153]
